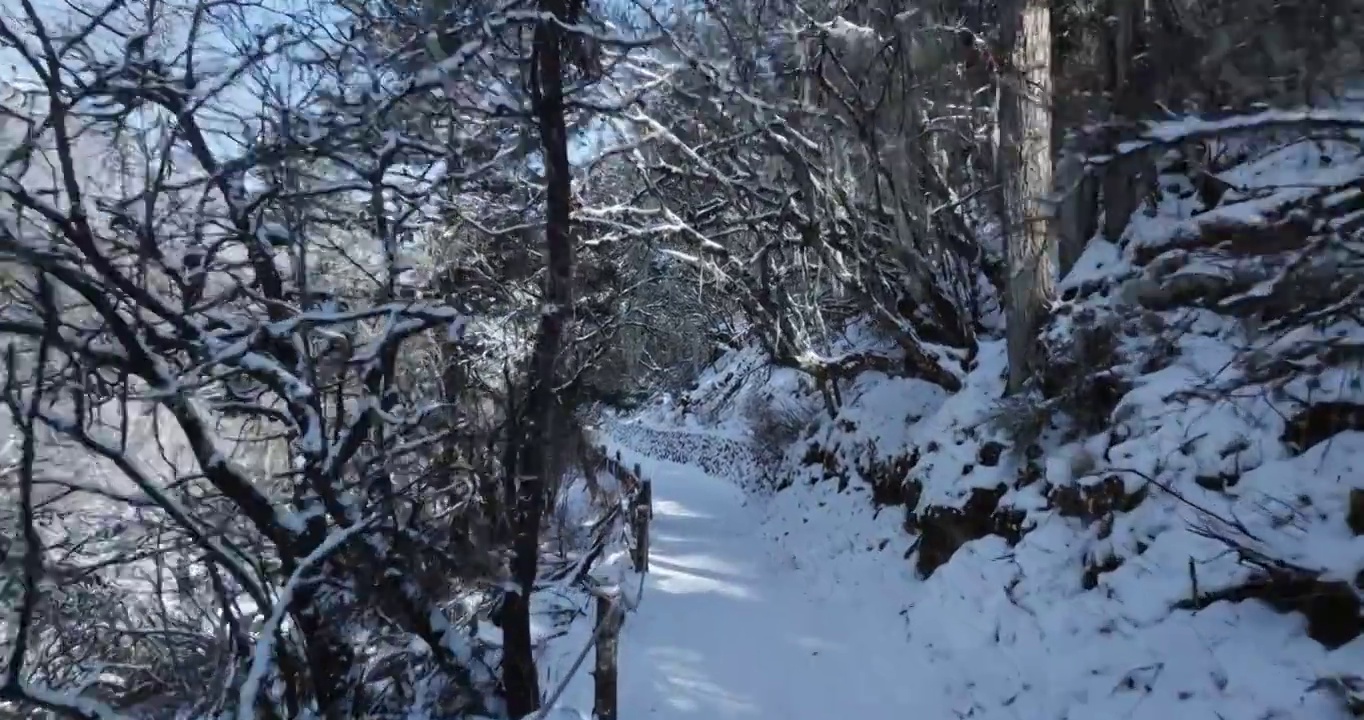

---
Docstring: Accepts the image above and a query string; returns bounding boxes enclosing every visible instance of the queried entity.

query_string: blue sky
[0,0,669,197]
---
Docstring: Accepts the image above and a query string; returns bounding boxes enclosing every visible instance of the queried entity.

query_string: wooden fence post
[626,482,639,571]
[630,479,652,572]
[628,479,652,572]
[593,594,621,720]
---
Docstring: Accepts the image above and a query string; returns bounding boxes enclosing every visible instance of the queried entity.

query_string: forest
[1,0,1362,718]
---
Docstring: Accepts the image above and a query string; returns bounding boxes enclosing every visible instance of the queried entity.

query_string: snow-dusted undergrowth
[603,121,1364,718]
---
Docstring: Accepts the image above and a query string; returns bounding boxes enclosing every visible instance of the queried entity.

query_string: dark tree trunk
[293,595,357,720]
[1099,0,1153,243]
[500,0,577,714]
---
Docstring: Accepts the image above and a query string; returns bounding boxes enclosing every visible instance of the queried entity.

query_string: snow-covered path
[614,456,945,720]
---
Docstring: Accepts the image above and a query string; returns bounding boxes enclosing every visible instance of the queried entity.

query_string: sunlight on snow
[644,647,761,717]
[646,553,756,600]
[652,498,715,520]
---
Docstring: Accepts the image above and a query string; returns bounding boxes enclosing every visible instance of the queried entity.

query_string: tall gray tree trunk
[1000,0,1055,394]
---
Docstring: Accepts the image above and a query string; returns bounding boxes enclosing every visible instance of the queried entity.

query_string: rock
[1049,474,1148,524]
[1180,574,1362,650]
[1282,402,1364,455]
[907,484,1024,578]
[859,450,920,507]
[978,441,1005,467]
[1349,488,1364,536]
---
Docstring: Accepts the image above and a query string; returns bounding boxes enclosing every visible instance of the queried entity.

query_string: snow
[548,447,948,720]
[565,119,1364,719]
[1110,108,1364,159]
[583,397,1364,720]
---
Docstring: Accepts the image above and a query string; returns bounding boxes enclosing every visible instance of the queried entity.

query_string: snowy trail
[615,457,947,720]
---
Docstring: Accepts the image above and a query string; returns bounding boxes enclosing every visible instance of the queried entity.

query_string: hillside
[600,114,1364,719]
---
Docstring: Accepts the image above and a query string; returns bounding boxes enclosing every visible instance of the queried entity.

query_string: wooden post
[628,479,652,573]
[627,488,639,572]
[593,594,620,720]
[632,479,652,572]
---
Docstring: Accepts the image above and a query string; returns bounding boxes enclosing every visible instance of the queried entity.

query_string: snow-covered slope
[604,120,1364,718]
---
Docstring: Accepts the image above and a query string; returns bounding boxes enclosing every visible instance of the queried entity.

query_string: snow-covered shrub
[989,300,1136,449]
[1040,306,1131,433]
[740,389,819,483]
[985,390,1055,450]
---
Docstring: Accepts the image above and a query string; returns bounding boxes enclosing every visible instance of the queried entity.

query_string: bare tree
[494,0,580,710]
[582,2,992,417]
[0,0,549,715]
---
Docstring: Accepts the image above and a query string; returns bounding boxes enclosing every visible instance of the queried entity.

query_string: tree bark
[500,0,577,714]
[1055,145,1098,278]
[592,594,621,720]
[1099,0,1152,243]
[293,594,357,720]
[1001,0,1055,394]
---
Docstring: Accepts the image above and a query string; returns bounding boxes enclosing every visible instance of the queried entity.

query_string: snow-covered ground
[547,445,956,720]
[596,391,1363,720]
[567,113,1364,719]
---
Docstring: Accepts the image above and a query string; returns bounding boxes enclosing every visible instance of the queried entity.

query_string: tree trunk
[1099,0,1152,243]
[500,0,577,715]
[1055,145,1098,278]
[1001,0,1055,394]
[293,594,357,720]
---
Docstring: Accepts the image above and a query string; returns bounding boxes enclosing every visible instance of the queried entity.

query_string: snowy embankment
[601,123,1364,719]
